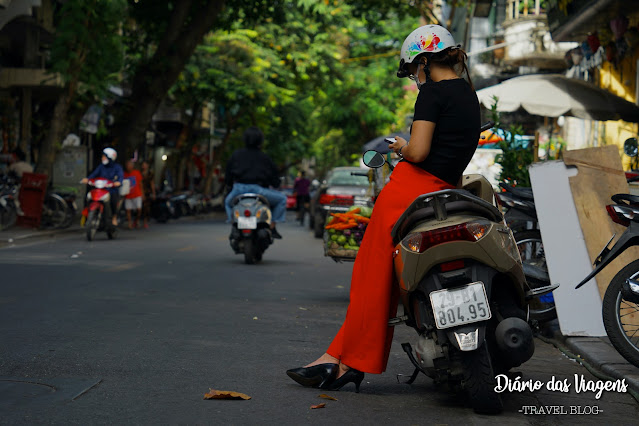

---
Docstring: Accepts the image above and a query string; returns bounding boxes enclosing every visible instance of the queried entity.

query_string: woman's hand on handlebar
[114,181,121,187]
[388,136,408,155]
[80,178,88,184]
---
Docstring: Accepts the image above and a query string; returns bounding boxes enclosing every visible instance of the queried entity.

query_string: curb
[0,211,226,248]
[542,321,639,395]
[0,225,82,248]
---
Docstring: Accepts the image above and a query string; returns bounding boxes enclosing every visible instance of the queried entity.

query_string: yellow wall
[597,12,639,170]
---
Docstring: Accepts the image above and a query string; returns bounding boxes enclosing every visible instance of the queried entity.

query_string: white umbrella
[477,74,639,122]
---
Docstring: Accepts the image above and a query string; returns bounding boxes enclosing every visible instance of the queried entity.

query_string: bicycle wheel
[515,230,557,322]
[42,193,69,229]
[0,199,17,231]
[602,259,639,367]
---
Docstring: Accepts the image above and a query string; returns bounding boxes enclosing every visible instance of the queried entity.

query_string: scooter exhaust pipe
[494,317,534,366]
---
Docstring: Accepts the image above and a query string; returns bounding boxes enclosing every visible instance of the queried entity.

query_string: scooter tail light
[440,260,465,272]
[466,222,490,240]
[607,205,631,226]
[244,209,251,217]
[402,221,490,254]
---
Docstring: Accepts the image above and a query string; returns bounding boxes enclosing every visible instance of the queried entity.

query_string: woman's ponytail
[425,47,475,91]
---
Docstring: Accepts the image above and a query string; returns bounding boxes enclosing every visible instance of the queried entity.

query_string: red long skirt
[326,161,454,374]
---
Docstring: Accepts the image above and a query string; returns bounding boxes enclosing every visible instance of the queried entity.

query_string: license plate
[237,216,257,229]
[429,282,491,329]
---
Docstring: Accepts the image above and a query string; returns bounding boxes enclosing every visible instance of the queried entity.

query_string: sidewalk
[0,223,83,248]
[0,211,227,249]
[544,321,639,394]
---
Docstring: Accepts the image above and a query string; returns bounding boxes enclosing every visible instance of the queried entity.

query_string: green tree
[171,29,296,191]
[36,0,127,175]
[311,9,421,171]
[113,0,291,160]
[489,97,533,186]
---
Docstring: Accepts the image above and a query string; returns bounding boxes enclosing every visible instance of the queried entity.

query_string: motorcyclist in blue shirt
[81,147,123,228]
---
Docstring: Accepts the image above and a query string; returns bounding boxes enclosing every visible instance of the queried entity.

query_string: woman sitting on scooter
[286,25,481,391]
[81,147,123,228]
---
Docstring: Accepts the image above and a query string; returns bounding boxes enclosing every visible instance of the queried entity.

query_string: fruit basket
[324,205,373,262]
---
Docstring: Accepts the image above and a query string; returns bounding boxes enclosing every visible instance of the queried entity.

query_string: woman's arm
[388,120,435,163]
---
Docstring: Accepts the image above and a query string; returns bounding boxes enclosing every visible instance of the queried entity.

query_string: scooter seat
[392,199,503,245]
[611,193,639,207]
[499,183,534,201]
[232,193,270,207]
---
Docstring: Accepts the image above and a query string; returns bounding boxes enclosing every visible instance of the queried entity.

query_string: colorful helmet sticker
[407,33,445,59]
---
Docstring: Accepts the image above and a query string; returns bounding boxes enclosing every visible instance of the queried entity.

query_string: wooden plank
[563,145,639,300]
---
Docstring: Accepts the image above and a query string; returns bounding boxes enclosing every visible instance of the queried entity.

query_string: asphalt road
[1,214,638,425]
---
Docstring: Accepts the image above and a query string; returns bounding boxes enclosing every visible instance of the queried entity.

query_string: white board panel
[529,161,606,336]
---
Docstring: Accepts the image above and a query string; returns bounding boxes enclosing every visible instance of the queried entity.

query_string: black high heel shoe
[286,363,338,388]
[326,369,365,393]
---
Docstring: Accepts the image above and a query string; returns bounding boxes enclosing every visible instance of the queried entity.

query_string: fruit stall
[324,205,373,262]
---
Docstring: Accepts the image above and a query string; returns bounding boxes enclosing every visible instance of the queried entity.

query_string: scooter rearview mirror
[624,137,638,157]
[363,150,386,168]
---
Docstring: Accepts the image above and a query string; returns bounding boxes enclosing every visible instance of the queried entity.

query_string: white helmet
[102,147,117,161]
[397,25,460,78]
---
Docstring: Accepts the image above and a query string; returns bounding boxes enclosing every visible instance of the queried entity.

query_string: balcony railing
[506,0,546,21]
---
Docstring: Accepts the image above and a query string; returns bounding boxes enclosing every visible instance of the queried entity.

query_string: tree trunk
[113,0,226,160]
[35,89,72,178]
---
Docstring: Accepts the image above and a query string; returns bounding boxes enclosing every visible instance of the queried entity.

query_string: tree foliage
[36,0,127,174]
[171,0,422,179]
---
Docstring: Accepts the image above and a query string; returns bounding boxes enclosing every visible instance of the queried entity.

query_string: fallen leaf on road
[203,389,251,400]
[318,394,337,401]
[310,403,326,409]
[299,307,308,311]
[253,316,258,320]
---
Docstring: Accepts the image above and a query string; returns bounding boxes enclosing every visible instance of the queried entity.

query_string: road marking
[102,262,140,272]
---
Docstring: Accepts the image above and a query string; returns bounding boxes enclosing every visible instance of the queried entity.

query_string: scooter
[81,178,117,241]
[575,193,639,368]
[362,122,557,414]
[496,184,557,323]
[229,193,273,264]
[0,174,18,231]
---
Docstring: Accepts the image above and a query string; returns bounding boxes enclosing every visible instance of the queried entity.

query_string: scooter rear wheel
[603,259,639,368]
[244,239,257,264]
[461,344,503,414]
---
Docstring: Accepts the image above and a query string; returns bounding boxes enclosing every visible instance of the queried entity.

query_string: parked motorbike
[151,191,175,223]
[362,122,557,414]
[82,178,117,241]
[229,193,273,264]
[575,193,639,367]
[496,184,557,323]
[0,174,18,231]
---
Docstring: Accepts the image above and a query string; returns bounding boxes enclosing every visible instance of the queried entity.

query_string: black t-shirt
[409,78,480,186]
[225,147,280,188]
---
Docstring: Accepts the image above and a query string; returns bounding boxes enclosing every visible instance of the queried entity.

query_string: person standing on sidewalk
[124,160,144,229]
[9,149,33,179]
[286,25,480,392]
[141,161,156,229]
[224,127,286,239]
[293,171,311,221]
